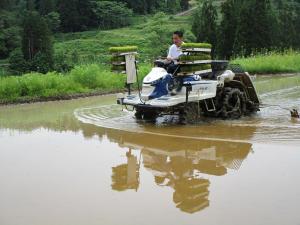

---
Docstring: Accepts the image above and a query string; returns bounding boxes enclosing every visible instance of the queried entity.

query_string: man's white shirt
[167,43,185,64]
[168,44,182,59]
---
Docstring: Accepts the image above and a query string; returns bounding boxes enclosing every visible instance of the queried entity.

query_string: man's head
[172,31,184,47]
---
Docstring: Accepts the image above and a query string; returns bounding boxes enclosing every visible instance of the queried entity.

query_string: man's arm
[167,45,173,61]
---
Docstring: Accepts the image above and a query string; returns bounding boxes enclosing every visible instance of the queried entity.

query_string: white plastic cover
[125,54,137,84]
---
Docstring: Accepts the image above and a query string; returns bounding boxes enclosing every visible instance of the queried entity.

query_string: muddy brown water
[0,75,300,225]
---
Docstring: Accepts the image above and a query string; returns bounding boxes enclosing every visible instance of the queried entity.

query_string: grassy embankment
[0,64,151,104]
[233,50,300,74]
[2,50,299,104]
[1,51,300,104]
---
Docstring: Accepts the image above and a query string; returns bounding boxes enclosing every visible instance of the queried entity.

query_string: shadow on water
[100,127,253,214]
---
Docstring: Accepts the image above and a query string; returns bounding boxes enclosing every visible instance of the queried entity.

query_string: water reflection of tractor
[108,130,253,214]
[114,42,260,124]
[111,149,140,191]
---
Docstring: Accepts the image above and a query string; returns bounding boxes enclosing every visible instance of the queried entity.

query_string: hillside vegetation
[0,0,300,104]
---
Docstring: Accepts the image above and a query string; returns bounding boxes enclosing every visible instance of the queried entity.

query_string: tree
[295,0,300,48]
[234,0,274,56]
[116,0,183,14]
[36,0,56,15]
[77,0,95,29]
[45,11,61,32]
[58,0,79,32]
[118,0,153,14]
[217,0,240,59]
[0,10,21,59]
[180,0,190,11]
[192,0,218,56]
[22,11,54,72]
[0,0,16,10]
[26,0,36,10]
[92,1,133,29]
[58,0,94,32]
[275,0,299,49]
[165,0,181,14]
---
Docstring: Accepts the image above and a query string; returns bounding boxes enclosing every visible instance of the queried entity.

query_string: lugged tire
[221,88,246,119]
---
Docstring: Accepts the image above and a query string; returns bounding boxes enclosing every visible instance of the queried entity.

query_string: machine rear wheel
[222,88,246,119]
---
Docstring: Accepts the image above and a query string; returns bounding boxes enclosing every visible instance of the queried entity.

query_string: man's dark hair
[173,31,184,38]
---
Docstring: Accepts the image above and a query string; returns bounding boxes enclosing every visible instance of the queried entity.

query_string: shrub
[0,76,22,100]
[53,51,74,73]
[8,49,29,74]
[30,52,53,74]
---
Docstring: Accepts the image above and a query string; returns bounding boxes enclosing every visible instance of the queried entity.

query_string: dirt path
[175,7,197,16]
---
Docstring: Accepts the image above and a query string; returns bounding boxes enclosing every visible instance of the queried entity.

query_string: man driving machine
[155,31,185,74]
[166,31,184,74]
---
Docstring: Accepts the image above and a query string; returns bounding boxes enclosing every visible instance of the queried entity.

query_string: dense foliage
[0,0,190,74]
[192,0,300,58]
[1,0,300,77]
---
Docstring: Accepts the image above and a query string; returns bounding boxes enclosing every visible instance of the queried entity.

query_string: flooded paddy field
[0,75,300,225]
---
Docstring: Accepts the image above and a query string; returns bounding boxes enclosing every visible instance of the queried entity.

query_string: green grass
[0,59,10,77]
[232,50,300,74]
[54,14,192,64]
[0,63,151,104]
[0,68,7,77]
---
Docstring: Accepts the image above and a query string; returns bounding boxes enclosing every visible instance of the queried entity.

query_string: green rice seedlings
[180,64,212,73]
[109,46,138,54]
[179,54,211,62]
[181,43,212,49]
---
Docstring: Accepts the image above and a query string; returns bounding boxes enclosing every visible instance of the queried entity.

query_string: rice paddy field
[0,73,300,225]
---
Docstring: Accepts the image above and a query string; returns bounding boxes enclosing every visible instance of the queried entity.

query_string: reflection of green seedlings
[109,46,138,54]
[180,64,211,73]
[111,65,126,71]
[181,43,212,49]
[179,54,211,61]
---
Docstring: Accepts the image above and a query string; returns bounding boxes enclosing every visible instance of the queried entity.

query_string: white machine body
[122,67,236,108]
